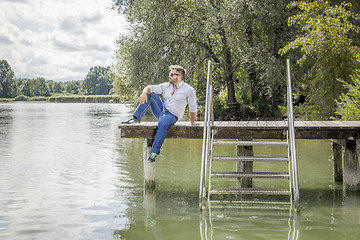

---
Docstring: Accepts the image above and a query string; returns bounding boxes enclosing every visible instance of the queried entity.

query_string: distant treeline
[0,94,135,104]
[47,95,133,103]
[0,60,117,99]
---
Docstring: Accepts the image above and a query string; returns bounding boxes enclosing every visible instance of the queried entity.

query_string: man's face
[169,69,182,85]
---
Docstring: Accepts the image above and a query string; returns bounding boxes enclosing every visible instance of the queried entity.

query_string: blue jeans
[133,92,178,154]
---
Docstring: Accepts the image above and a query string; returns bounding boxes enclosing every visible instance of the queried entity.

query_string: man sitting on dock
[121,65,199,162]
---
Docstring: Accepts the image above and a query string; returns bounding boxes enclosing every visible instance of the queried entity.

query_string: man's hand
[190,112,200,125]
[139,92,148,104]
[139,86,151,104]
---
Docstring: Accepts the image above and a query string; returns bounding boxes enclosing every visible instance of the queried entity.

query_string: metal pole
[199,60,212,209]
[286,59,300,211]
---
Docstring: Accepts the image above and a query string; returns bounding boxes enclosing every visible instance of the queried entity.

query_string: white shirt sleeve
[149,82,168,94]
[187,87,197,113]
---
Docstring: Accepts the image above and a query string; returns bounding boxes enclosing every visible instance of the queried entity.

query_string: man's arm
[190,111,200,125]
[139,86,151,104]
[187,87,199,125]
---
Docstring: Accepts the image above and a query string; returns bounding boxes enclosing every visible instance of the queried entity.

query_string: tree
[114,0,240,107]
[65,81,81,94]
[114,0,293,117]
[82,66,113,95]
[280,0,360,120]
[53,82,64,93]
[31,78,50,97]
[112,72,136,100]
[18,78,50,97]
[19,79,31,97]
[47,80,54,93]
[0,59,16,98]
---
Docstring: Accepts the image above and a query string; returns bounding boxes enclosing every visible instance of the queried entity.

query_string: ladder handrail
[286,59,300,211]
[199,60,213,209]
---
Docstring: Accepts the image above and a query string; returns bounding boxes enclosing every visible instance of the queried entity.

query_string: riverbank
[0,95,135,104]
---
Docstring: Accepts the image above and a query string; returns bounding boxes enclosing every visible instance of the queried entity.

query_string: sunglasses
[169,72,180,77]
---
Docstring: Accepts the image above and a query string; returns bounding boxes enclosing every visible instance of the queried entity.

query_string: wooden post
[344,138,360,191]
[143,138,155,188]
[332,139,343,182]
[236,138,254,188]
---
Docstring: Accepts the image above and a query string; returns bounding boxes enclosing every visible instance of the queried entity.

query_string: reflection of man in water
[122,65,199,162]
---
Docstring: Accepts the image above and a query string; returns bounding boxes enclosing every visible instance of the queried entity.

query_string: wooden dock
[119,121,360,139]
[119,121,360,190]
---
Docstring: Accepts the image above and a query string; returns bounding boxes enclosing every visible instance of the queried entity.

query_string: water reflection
[136,185,302,240]
[143,188,166,239]
[343,191,360,240]
[0,104,13,149]
[200,206,299,240]
[129,184,360,240]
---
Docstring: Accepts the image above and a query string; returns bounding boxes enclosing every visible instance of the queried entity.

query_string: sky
[0,0,128,82]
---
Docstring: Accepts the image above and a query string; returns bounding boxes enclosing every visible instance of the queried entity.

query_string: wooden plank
[276,121,288,128]
[325,121,340,127]
[246,121,258,128]
[331,121,345,129]
[257,121,267,127]
[273,121,278,129]
[342,121,354,128]
[311,121,323,128]
[301,121,313,127]
[227,121,238,127]
[320,121,332,127]
[272,121,282,129]
[346,121,360,127]
[294,121,308,128]
[216,121,226,127]
[236,121,244,127]
[341,121,355,127]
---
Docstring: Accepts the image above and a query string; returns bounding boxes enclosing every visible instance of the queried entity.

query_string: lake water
[0,102,359,240]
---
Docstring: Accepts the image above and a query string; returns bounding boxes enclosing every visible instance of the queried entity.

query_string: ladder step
[208,202,291,210]
[209,200,291,205]
[211,172,290,178]
[213,140,288,146]
[209,200,291,210]
[212,156,288,162]
[209,188,291,195]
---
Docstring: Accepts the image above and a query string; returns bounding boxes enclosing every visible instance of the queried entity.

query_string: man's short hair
[169,65,186,80]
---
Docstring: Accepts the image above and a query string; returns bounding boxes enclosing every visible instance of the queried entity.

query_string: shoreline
[0,95,135,104]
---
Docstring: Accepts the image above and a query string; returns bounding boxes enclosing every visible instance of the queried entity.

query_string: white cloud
[0,0,128,81]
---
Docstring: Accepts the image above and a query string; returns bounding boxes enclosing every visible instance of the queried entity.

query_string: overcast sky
[0,0,128,82]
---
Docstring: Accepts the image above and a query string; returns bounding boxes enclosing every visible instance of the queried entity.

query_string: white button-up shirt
[149,81,197,120]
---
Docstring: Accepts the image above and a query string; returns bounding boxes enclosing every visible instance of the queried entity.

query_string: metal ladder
[199,59,300,211]
[207,131,292,210]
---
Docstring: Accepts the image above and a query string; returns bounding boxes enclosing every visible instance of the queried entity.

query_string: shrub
[336,71,360,120]
[14,95,29,101]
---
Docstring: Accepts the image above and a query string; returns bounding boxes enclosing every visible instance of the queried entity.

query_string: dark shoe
[148,153,158,162]
[122,116,140,124]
